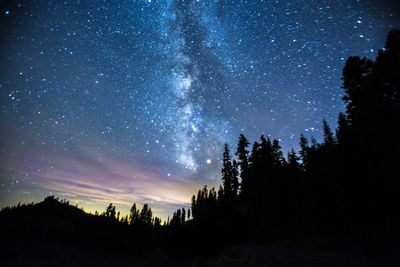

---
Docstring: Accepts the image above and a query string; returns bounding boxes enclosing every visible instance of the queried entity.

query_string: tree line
[167,29,400,243]
[90,202,163,227]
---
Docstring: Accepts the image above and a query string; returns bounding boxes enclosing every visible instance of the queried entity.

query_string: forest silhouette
[1,29,400,266]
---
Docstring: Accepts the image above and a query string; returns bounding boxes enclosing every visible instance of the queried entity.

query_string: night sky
[1,0,399,218]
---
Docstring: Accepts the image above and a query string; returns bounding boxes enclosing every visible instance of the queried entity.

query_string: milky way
[1,0,399,218]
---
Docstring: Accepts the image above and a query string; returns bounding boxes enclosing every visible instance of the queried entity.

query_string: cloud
[0,143,201,218]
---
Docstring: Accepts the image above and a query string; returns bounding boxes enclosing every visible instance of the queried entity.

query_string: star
[0,0,398,219]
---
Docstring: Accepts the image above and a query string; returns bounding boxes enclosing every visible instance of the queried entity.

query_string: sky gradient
[1,0,399,219]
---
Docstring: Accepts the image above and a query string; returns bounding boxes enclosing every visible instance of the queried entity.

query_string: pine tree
[222,144,233,198]
[249,141,261,169]
[323,120,336,147]
[105,203,116,219]
[272,139,285,167]
[217,185,224,204]
[191,195,197,220]
[139,204,152,225]
[342,56,375,127]
[259,135,273,168]
[336,112,350,145]
[232,160,239,197]
[154,217,161,227]
[299,134,309,169]
[376,29,400,105]
[287,149,300,170]
[129,203,140,224]
[236,134,250,197]
[176,209,182,224]
[181,208,186,223]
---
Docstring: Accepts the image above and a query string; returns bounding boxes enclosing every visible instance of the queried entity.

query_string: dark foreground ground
[3,239,400,266]
[1,197,399,266]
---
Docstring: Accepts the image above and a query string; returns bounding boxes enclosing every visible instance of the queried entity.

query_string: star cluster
[1,0,399,218]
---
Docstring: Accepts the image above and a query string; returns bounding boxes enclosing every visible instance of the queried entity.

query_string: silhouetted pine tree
[236,134,250,198]
[154,217,161,227]
[340,29,400,227]
[335,112,350,145]
[217,185,224,204]
[176,209,182,224]
[322,120,336,147]
[299,134,309,169]
[232,160,239,197]
[105,203,116,219]
[271,139,286,167]
[129,203,140,225]
[222,144,235,200]
[287,149,300,171]
[191,195,197,220]
[139,204,152,225]
[181,208,186,224]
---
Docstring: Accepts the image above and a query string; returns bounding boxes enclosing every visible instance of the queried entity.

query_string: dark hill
[0,196,160,266]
